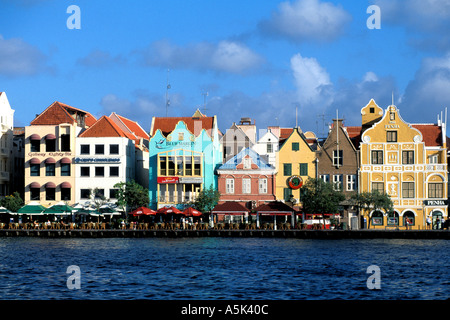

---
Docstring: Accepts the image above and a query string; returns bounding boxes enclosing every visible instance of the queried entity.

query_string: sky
[1,0,450,139]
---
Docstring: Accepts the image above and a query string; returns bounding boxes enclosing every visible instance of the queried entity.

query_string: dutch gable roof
[150,115,216,138]
[30,101,97,127]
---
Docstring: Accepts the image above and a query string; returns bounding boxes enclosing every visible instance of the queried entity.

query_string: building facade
[0,92,15,197]
[148,113,222,209]
[359,100,448,230]
[217,147,276,210]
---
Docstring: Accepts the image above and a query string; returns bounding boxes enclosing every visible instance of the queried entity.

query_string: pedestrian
[426,216,431,230]
[182,216,186,230]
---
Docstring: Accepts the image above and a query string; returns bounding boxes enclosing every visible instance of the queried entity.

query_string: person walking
[426,216,431,230]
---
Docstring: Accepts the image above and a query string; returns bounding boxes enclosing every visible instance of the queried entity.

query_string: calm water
[0,237,448,300]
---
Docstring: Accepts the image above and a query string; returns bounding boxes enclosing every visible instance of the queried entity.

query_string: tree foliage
[300,178,345,214]
[0,192,24,213]
[193,186,220,213]
[114,180,150,211]
[351,190,394,228]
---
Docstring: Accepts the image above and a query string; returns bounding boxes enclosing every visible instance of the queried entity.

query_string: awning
[30,158,40,164]
[45,182,56,188]
[30,134,41,140]
[45,134,56,140]
[30,182,41,188]
[45,158,56,164]
[61,157,71,164]
[61,182,71,188]
[253,201,295,216]
[211,201,250,215]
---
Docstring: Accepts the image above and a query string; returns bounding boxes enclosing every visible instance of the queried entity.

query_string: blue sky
[1,0,450,138]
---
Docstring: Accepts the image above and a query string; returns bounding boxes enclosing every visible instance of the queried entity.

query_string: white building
[75,116,136,205]
[251,128,279,167]
[0,92,15,196]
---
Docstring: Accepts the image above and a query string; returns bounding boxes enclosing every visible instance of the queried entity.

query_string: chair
[101,223,106,230]
[269,223,274,230]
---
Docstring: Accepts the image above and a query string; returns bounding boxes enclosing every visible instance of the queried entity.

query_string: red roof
[30,101,97,127]
[79,116,135,139]
[412,124,442,147]
[151,116,215,137]
[212,201,250,213]
[110,112,150,140]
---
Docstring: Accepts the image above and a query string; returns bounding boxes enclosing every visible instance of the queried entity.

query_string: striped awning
[30,158,40,164]
[30,134,41,140]
[30,182,41,188]
[61,182,71,188]
[45,182,56,188]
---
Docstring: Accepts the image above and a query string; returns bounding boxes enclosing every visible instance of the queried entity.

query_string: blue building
[148,111,222,209]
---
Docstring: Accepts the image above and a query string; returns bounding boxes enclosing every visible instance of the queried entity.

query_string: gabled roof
[254,201,295,214]
[109,112,150,140]
[30,101,97,127]
[150,115,216,137]
[212,201,250,213]
[411,124,443,147]
[218,147,275,170]
[79,116,135,139]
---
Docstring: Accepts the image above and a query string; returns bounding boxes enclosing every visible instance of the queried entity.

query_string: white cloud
[77,50,127,68]
[139,39,264,75]
[0,35,47,76]
[259,0,352,42]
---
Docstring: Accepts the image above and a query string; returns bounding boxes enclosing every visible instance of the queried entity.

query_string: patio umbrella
[164,206,182,214]
[0,206,11,214]
[43,203,75,215]
[17,202,46,215]
[183,207,202,217]
[130,207,157,217]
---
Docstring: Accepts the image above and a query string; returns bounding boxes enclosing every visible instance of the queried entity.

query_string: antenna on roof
[165,69,171,117]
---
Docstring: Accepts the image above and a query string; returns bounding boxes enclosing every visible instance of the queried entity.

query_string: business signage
[179,177,203,184]
[74,157,121,164]
[157,177,179,184]
[155,138,195,150]
[423,200,448,206]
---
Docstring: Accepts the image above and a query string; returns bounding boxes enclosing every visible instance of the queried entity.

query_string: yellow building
[276,127,318,206]
[359,99,448,230]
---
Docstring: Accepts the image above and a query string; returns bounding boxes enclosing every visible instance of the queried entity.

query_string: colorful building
[0,92,15,197]
[275,127,318,207]
[148,111,222,209]
[359,99,448,230]
[217,147,276,210]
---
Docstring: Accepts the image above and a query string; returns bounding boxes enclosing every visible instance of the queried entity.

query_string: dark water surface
[0,238,448,300]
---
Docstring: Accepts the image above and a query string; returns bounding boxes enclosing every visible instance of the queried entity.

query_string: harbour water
[0,237,448,300]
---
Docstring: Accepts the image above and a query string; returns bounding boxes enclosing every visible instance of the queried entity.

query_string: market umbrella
[43,202,75,215]
[183,207,202,217]
[130,207,157,217]
[17,202,46,215]
[164,206,182,214]
[0,206,11,214]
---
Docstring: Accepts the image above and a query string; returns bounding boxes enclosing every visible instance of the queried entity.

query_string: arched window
[371,211,384,226]
[387,211,399,226]
[403,211,415,227]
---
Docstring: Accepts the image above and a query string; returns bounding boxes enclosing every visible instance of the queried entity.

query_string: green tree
[193,186,220,214]
[114,180,150,212]
[301,178,345,215]
[0,192,24,213]
[351,190,394,228]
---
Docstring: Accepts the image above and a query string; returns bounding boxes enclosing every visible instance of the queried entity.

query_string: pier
[0,229,448,239]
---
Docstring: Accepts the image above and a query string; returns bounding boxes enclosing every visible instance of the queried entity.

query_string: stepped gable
[79,115,135,140]
[30,101,97,127]
[151,115,215,137]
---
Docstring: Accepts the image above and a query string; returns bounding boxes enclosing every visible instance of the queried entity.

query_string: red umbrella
[183,207,202,217]
[130,207,157,216]
[157,206,182,214]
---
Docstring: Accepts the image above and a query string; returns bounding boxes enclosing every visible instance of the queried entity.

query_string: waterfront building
[316,115,360,229]
[217,147,276,210]
[148,111,222,209]
[221,117,256,162]
[24,101,96,206]
[251,128,279,167]
[12,127,25,199]
[109,112,150,189]
[0,92,15,197]
[359,99,448,230]
[275,127,318,207]
[75,116,136,205]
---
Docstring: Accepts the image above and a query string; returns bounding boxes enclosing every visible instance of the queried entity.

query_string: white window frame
[259,178,268,194]
[243,157,251,169]
[333,174,343,191]
[242,178,251,194]
[320,174,330,183]
[346,175,357,191]
[226,178,234,194]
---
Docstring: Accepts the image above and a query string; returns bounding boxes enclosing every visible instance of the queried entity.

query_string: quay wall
[0,230,449,239]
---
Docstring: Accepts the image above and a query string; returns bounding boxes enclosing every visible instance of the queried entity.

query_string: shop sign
[179,177,203,184]
[157,177,179,184]
[423,200,448,206]
[155,138,195,150]
[74,157,121,164]
[288,175,303,189]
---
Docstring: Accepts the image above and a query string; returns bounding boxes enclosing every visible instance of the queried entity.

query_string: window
[259,178,267,194]
[283,163,292,176]
[242,178,251,194]
[333,174,343,191]
[95,167,105,177]
[320,174,330,183]
[61,188,71,201]
[243,157,251,169]
[30,164,40,176]
[403,212,415,227]
[61,134,70,152]
[194,157,201,175]
[292,142,299,151]
[46,139,56,152]
[46,187,55,201]
[267,143,273,153]
[402,182,414,198]
[61,163,70,176]
[167,157,175,175]
[30,188,40,201]
[110,189,118,199]
[347,175,357,191]
[333,150,343,166]
[95,144,104,155]
[370,107,375,113]
[387,131,397,142]
[226,178,234,194]
[110,144,119,154]
[402,151,414,164]
[299,163,308,176]
[371,211,384,226]
[371,150,383,164]
[390,112,395,121]
[178,133,184,141]
[110,166,119,177]
[185,157,192,176]
[160,157,167,176]
[429,183,443,198]
[80,167,90,177]
[46,163,55,176]
[80,189,90,199]
[80,145,90,155]
[429,154,439,164]
[94,189,105,199]
[30,140,40,152]
[387,212,399,226]
[372,182,384,194]
[283,188,293,202]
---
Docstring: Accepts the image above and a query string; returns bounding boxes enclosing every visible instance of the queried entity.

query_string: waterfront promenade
[0,229,448,239]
